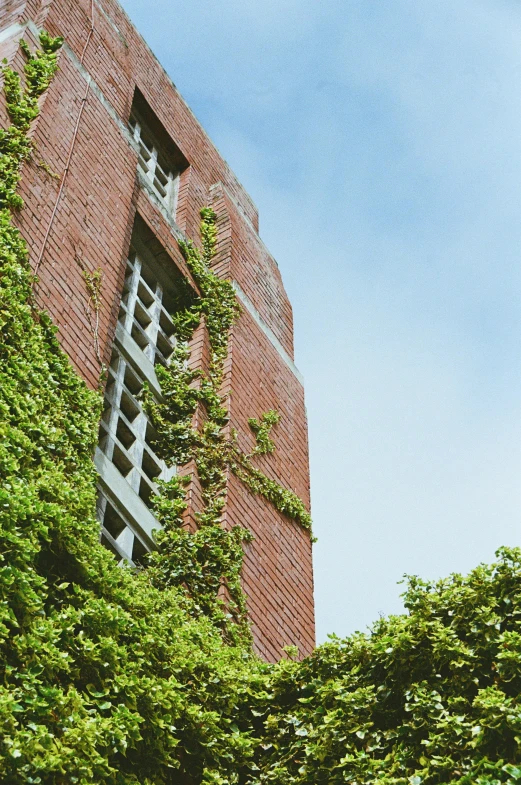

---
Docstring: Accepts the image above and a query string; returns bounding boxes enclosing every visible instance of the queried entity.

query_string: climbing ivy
[0,31,62,209]
[144,207,312,638]
[75,257,104,367]
[248,410,280,456]
[150,208,312,530]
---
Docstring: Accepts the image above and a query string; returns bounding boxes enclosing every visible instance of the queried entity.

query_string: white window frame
[96,238,179,565]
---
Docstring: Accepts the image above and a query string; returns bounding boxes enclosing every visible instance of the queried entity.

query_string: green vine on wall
[0,32,62,210]
[248,410,280,455]
[75,255,104,367]
[150,208,312,530]
[144,208,313,640]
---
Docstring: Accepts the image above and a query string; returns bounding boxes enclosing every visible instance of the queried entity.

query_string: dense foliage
[2,31,521,785]
[256,549,521,785]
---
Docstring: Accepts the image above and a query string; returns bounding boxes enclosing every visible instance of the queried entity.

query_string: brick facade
[0,0,315,661]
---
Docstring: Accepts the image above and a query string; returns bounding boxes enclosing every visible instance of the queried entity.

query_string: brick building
[0,0,315,661]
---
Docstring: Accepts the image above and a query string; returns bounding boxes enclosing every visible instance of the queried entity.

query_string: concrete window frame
[127,89,189,219]
[129,111,179,213]
[96,230,181,565]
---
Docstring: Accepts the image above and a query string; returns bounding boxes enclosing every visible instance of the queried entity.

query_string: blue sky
[119,0,521,643]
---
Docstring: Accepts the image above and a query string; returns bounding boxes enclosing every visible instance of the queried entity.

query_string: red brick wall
[0,0,315,661]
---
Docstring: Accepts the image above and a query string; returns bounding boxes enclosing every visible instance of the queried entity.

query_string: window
[129,113,176,211]
[128,89,188,215]
[96,220,187,565]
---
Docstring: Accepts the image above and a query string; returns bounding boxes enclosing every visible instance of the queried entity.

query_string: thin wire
[34,0,95,276]
[80,0,95,64]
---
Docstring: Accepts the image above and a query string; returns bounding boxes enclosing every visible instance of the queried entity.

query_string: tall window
[96,221,185,565]
[128,89,188,215]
